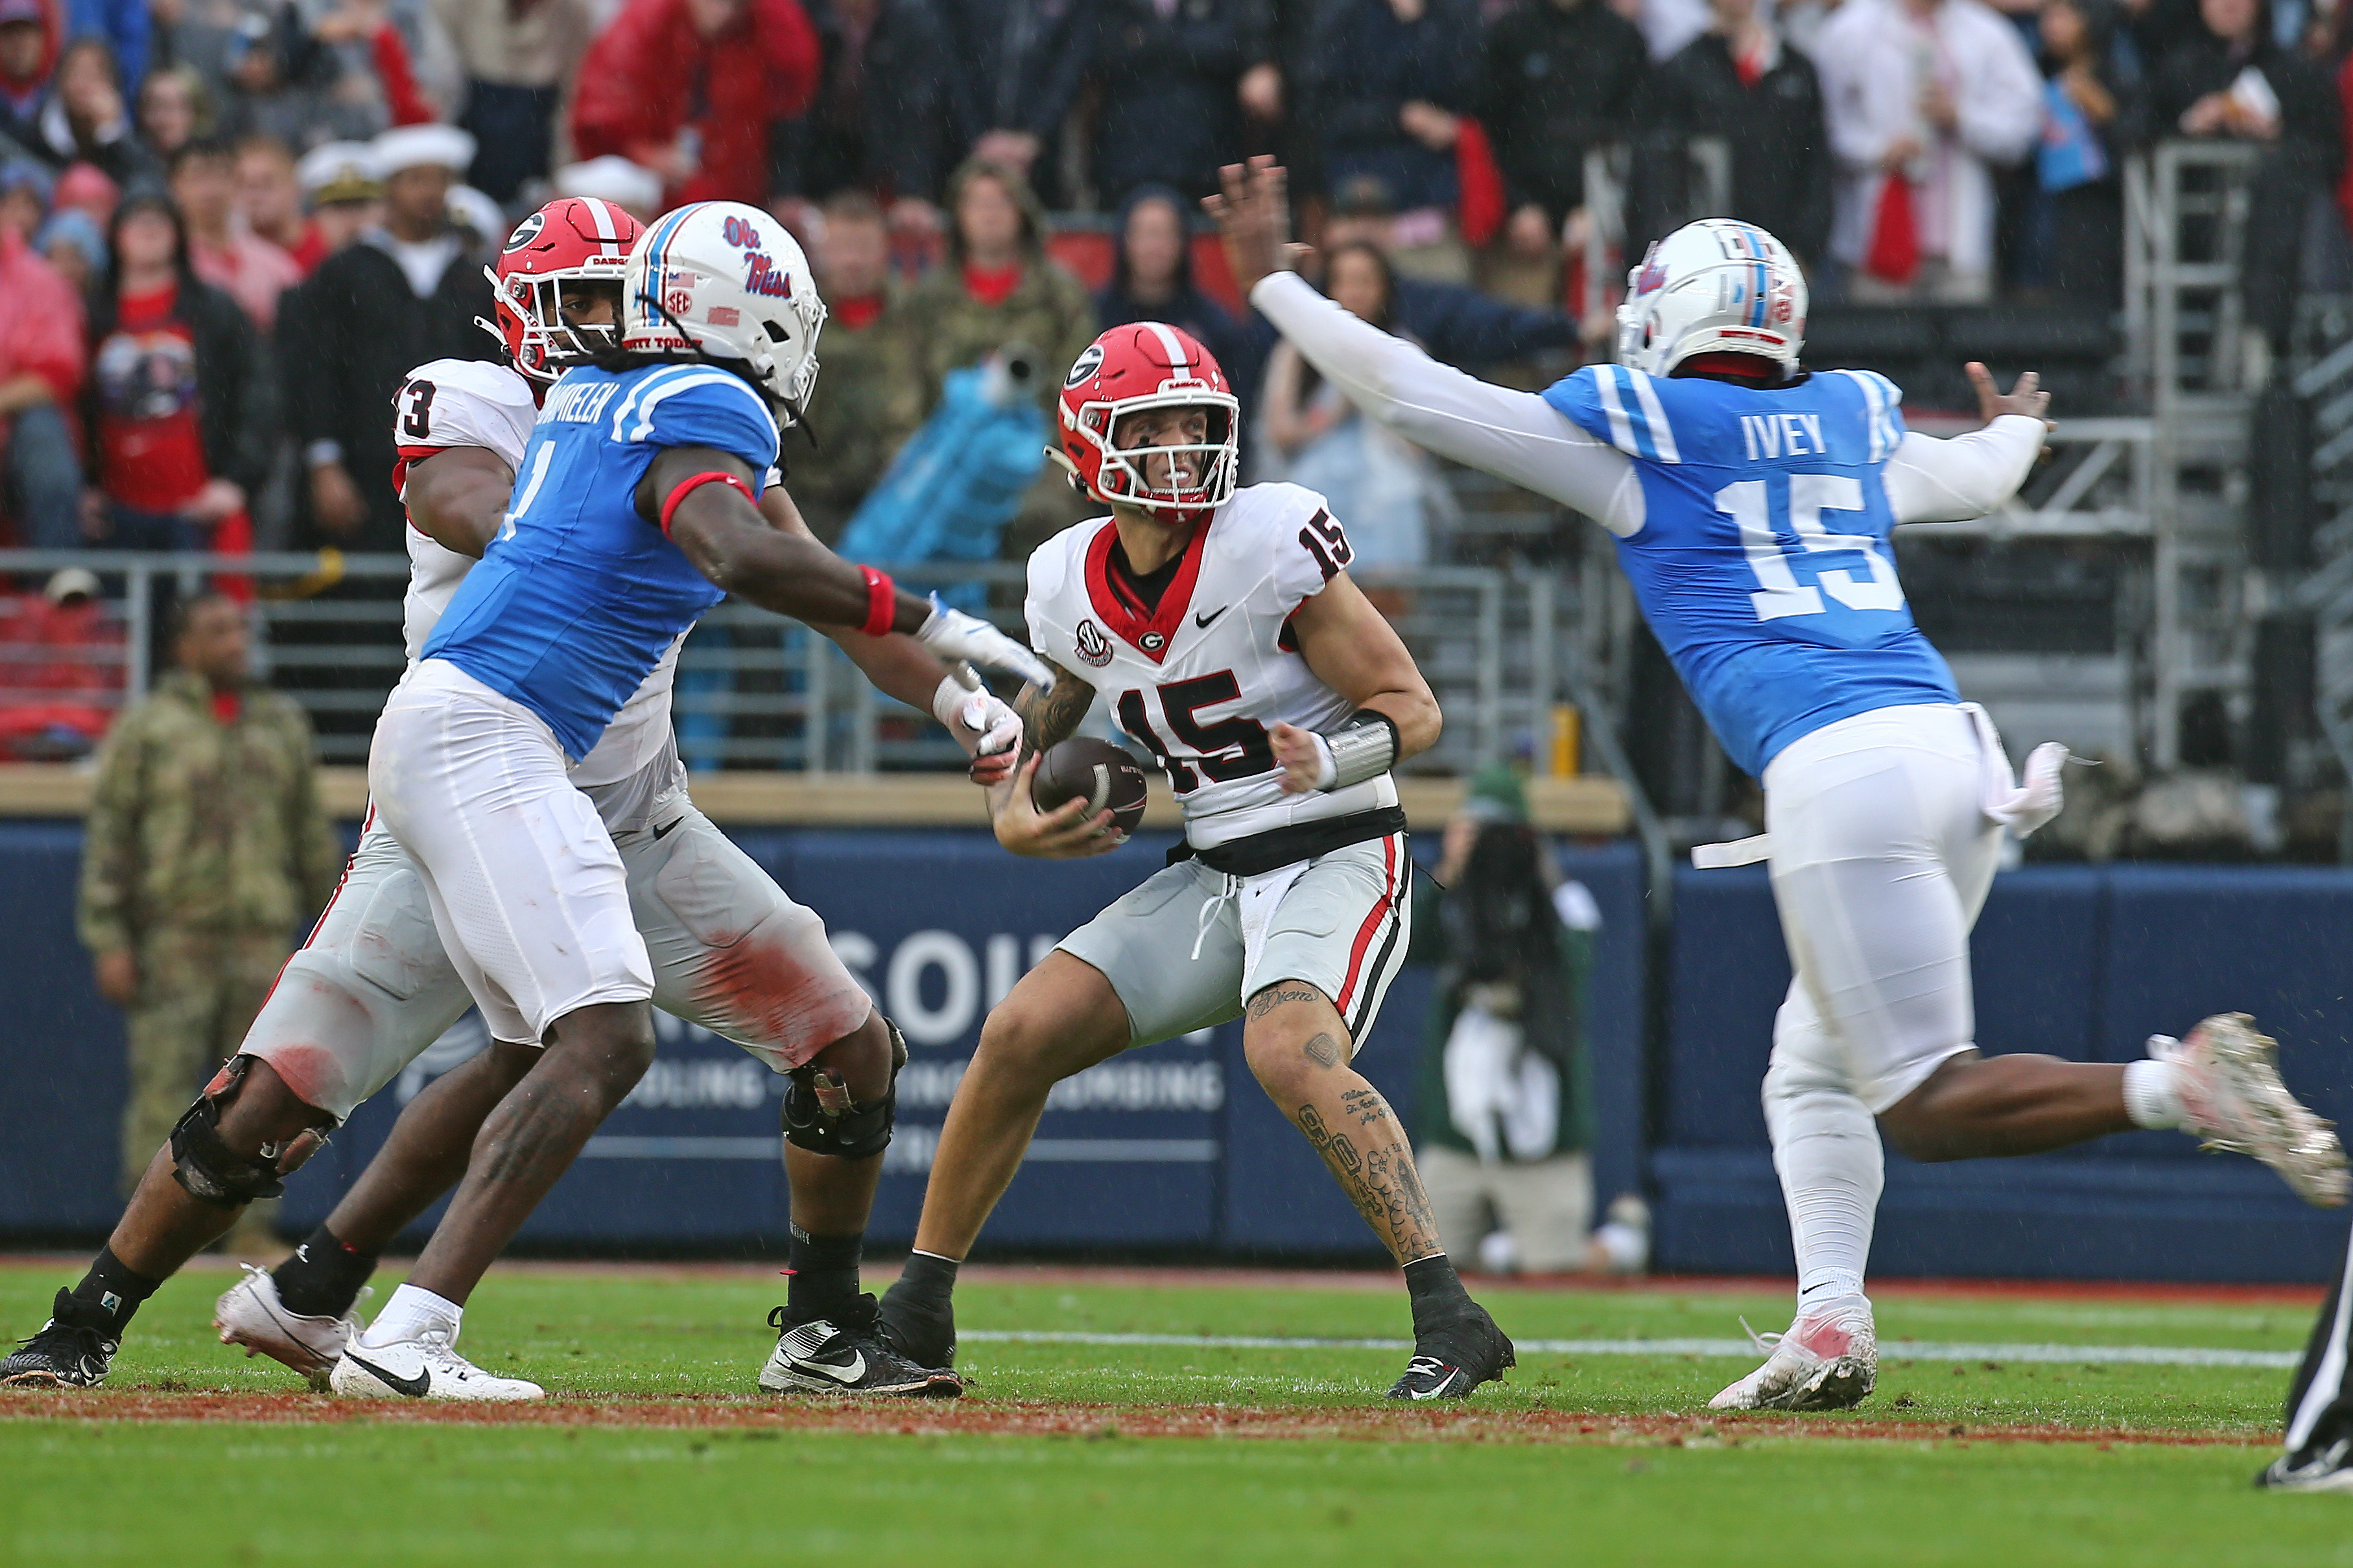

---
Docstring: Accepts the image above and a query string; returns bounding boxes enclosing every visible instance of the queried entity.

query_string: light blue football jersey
[1543,364,1958,776]
[421,361,780,760]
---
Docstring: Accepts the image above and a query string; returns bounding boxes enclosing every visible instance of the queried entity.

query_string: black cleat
[0,1291,119,1389]
[759,1297,962,1398]
[1386,1302,1515,1401]
[876,1272,958,1369]
[2257,1438,2353,1492]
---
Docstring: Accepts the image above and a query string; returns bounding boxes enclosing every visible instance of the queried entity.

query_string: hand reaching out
[1205,156,1311,298]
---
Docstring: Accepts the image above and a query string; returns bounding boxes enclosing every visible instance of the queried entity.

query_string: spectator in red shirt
[0,567,125,760]
[233,132,303,261]
[0,157,87,549]
[169,135,300,331]
[80,187,273,554]
[569,0,820,208]
[0,0,61,164]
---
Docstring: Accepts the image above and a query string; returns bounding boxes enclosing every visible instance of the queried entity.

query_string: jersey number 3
[400,379,436,440]
[1717,474,1904,621]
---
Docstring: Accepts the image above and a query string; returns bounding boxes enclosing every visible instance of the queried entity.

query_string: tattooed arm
[986,659,1124,860]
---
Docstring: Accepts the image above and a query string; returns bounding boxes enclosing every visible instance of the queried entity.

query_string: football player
[1210,157,2347,1412]
[875,320,1517,1402]
[1,197,1024,1400]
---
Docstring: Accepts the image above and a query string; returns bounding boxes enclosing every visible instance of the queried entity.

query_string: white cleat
[329,1326,544,1402]
[1708,1295,1877,1412]
[214,1266,367,1388]
[2154,1014,2350,1208]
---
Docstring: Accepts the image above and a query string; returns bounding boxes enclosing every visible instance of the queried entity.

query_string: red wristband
[859,565,898,637]
[658,470,759,537]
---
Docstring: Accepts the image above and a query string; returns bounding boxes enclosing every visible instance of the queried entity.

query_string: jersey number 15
[1717,474,1904,622]
[1117,672,1274,793]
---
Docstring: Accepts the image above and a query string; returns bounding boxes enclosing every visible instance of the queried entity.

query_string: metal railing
[0,549,1566,781]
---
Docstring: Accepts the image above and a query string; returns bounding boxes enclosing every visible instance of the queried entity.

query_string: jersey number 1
[1717,474,1904,622]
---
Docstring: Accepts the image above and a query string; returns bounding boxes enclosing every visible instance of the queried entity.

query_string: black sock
[785,1225,864,1322]
[273,1224,379,1319]
[65,1247,161,1336]
[1402,1254,1476,1337]
[892,1249,960,1307]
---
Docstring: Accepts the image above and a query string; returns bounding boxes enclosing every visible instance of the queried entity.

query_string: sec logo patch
[1075,619,1113,667]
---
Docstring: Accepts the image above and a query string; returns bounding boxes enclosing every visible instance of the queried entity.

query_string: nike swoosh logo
[344,1350,429,1398]
[651,818,685,841]
[1194,607,1226,629]
[797,1351,866,1385]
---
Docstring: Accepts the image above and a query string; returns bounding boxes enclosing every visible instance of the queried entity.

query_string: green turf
[1,1259,2339,1565]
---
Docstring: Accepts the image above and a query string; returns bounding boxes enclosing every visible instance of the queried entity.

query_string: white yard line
[958,1329,2299,1369]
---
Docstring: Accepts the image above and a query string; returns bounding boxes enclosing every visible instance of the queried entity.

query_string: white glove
[916,595,1057,691]
[932,672,1021,760]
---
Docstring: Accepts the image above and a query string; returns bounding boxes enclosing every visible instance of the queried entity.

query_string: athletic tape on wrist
[1321,709,1399,790]
[658,470,758,537]
[858,566,898,637]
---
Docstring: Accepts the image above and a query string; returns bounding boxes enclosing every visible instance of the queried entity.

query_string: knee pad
[168,1057,295,1209]
[781,1018,905,1161]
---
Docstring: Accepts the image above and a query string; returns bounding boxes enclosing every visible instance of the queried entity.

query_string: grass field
[4,1256,2347,1566]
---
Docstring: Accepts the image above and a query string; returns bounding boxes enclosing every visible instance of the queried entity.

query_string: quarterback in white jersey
[1208,158,2347,1414]
[877,322,1516,1403]
[0,198,1013,1400]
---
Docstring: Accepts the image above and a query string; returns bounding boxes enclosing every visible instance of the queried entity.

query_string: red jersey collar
[1084,519,1209,665]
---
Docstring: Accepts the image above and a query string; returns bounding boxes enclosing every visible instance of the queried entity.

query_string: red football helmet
[1055,322,1240,526]
[479,196,643,383]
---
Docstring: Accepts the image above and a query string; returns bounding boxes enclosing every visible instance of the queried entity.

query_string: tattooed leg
[1241,979,1443,1263]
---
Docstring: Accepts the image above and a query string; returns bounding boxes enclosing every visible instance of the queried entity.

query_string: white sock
[1767,1079,1884,1316]
[2123,1058,2186,1130]
[359,1283,462,1349]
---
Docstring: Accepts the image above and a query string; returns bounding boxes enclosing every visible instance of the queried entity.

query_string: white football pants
[1759,702,2005,1304]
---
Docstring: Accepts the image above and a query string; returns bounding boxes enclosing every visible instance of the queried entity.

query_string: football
[1032,737,1148,836]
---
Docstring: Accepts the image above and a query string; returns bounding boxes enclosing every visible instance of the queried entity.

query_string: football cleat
[215,1265,368,1387]
[1385,1303,1515,1401]
[1709,1295,1877,1412]
[2257,1438,2353,1492]
[876,1272,958,1370]
[761,1301,962,1398]
[2155,1014,2350,1208]
[329,1327,543,1401]
[0,1290,117,1389]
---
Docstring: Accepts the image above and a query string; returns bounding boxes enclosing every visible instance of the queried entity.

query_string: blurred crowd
[0,0,2350,753]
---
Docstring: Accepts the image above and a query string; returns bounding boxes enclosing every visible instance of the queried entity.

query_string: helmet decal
[619,200,827,417]
[1065,342,1104,389]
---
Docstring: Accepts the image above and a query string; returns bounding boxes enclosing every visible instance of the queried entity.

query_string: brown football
[1032,737,1149,836]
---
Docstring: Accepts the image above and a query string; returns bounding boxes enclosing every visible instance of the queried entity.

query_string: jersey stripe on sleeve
[1626,370,1681,464]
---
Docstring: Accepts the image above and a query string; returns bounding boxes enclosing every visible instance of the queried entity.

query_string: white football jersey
[1026,482,1399,850]
[388,357,677,790]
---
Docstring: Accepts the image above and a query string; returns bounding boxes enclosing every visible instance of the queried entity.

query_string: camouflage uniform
[78,670,344,1193]
[893,159,1102,563]
[790,287,923,545]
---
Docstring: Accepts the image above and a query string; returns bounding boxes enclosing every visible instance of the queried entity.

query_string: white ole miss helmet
[1616,218,1807,379]
[622,200,827,420]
